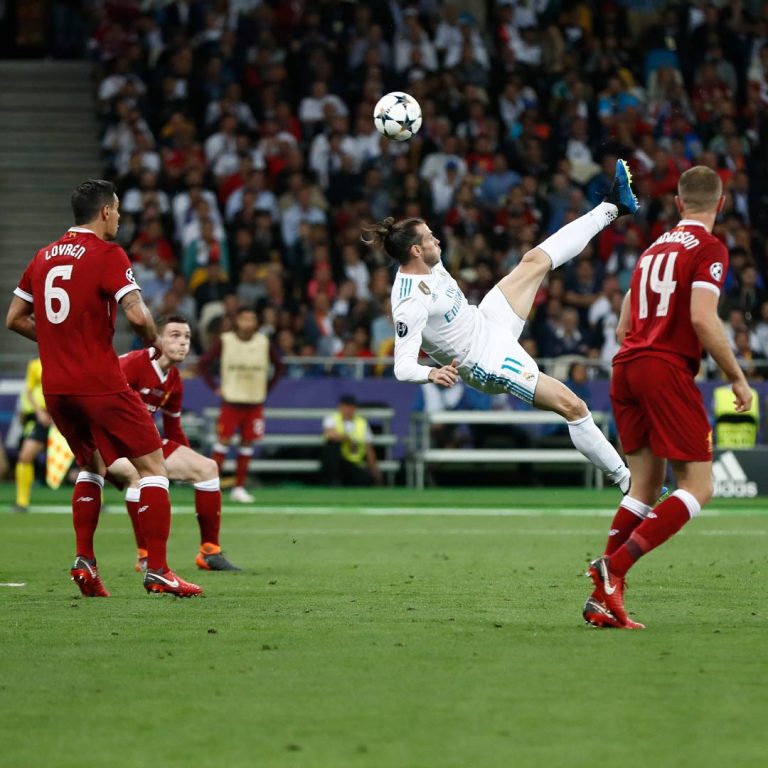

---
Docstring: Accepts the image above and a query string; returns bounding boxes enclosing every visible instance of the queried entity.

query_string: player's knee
[563,394,589,422]
[201,457,218,482]
[698,479,714,506]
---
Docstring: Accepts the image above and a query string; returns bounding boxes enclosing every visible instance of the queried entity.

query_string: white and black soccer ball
[373,91,422,142]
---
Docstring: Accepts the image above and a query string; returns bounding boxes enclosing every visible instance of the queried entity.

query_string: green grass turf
[1,482,766,768]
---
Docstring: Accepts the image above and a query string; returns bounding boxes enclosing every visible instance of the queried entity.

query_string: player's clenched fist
[428,359,459,388]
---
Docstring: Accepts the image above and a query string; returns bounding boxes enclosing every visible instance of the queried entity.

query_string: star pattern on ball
[394,94,409,106]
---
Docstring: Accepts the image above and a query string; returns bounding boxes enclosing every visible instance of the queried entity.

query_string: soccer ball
[373,91,422,142]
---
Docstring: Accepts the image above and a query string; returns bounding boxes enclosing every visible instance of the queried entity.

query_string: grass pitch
[1,483,766,768]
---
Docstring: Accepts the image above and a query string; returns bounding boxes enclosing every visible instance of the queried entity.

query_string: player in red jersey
[199,306,284,503]
[107,315,240,572]
[6,179,202,598]
[583,166,752,629]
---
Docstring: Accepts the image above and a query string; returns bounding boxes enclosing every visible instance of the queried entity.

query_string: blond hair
[677,166,723,214]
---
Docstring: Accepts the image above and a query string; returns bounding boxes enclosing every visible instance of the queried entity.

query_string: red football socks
[125,487,147,550]
[604,497,651,556]
[235,447,252,488]
[194,479,221,546]
[72,472,104,560]
[610,491,698,577]
[138,476,172,572]
[212,448,226,470]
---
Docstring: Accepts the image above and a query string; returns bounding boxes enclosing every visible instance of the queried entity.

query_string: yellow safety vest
[333,412,368,465]
[21,358,45,415]
[220,331,270,404]
[713,385,760,448]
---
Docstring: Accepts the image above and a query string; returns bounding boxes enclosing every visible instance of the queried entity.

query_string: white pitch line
[19,504,761,518]
[10,526,767,537]
[0,582,26,587]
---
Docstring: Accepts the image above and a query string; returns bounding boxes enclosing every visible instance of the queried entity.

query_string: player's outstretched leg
[534,374,630,492]
[603,159,639,217]
[496,159,638,323]
[537,158,638,270]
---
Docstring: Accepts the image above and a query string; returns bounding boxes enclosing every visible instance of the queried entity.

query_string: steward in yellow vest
[321,394,382,486]
[713,384,760,448]
[13,358,52,513]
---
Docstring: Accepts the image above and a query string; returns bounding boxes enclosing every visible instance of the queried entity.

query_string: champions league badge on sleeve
[396,321,408,338]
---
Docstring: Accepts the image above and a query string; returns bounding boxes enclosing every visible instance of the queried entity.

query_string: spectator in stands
[122,169,171,222]
[299,80,348,138]
[321,394,382,486]
[130,241,173,308]
[734,327,766,381]
[755,302,768,358]
[564,255,602,328]
[723,264,766,325]
[76,0,762,408]
[281,186,327,249]
[183,218,230,291]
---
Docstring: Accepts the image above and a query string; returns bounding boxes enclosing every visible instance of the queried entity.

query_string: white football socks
[672,488,701,518]
[539,202,619,269]
[567,413,630,492]
[621,495,651,519]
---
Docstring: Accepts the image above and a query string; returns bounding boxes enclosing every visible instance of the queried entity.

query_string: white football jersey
[390,264,484,383]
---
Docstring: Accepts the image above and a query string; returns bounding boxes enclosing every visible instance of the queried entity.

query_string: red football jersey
[120,348,189,446]
[15,227,139,395]
[615,219,729,374]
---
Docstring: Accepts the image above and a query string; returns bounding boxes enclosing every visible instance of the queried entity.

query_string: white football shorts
[460,287,540,403]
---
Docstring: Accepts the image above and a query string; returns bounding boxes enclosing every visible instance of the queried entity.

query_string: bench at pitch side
[185,406,401,483]
[407,410,613,490]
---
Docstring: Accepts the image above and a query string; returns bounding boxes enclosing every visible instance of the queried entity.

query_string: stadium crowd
[83,0,768,379]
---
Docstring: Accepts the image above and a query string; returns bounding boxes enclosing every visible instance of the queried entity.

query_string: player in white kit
[364,160,640,492]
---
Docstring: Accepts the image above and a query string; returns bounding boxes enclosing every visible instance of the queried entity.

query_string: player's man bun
[360,217,396,250]
[360,216,425,265]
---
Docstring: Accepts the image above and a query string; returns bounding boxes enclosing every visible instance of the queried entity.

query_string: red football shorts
[161,439,183,459]
[216,403,265,444]
[46,389,163,468]
[611,357,712,462]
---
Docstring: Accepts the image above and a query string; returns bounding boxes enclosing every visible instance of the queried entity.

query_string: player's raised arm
[120,289,158,348]
[6,295,37,341]
[690,287,752,412]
